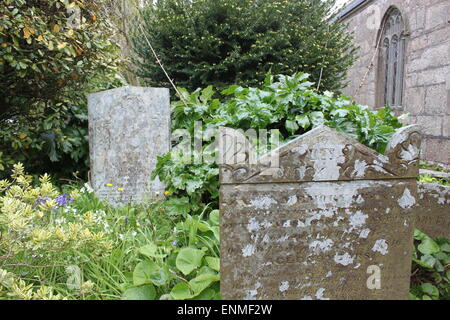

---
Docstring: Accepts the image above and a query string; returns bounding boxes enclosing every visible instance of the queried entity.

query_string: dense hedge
[0,0,123,179]
[133,0,358,93]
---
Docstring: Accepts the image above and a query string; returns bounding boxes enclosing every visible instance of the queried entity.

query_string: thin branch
[352,23,386,103]
[135,10,189,107]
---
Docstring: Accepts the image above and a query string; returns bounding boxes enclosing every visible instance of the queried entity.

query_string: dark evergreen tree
[132,0,358,93]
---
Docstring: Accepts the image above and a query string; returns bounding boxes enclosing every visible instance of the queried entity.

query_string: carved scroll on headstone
[219,125,422,300]
[88,87,170,206]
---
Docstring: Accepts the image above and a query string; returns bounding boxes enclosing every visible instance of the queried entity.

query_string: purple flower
[55,193,73,207]
[35,197,50,206]
[172,240,178,247]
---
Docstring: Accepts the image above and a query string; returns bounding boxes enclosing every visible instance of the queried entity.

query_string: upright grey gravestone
[88,86,170,206]
[219,125,422,300]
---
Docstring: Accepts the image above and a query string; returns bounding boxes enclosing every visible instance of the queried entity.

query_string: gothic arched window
[378,8,406,107]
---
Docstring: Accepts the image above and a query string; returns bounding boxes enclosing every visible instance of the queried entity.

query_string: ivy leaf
[420,283,439,300]
[285,120,299,135]
[420,254,437,269]
[309,111,325,127]
[418,238,440,255]
[295,114,310,129]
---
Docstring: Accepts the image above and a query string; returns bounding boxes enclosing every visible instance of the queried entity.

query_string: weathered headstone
[416,183,450,239]
[220,125,422,300]
[88,86,170,206]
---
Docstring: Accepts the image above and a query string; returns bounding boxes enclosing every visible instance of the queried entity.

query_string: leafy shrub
[410,229,450,300]
[124,207,220,300]
[133,0,357,93]
[0,163,220,300]
[0,163,113,299]
[0,0,124,179]
[153,73,404,209]
[418,174,450,187]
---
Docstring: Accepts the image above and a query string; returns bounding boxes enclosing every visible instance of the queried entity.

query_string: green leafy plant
[418,174,450,187]
[153,73,404,210]
[133,0,357,93]
[410,229,450,300]
[0,0,124,180]
[123,208,221,300]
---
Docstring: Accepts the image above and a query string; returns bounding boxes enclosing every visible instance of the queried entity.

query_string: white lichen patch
[353,160,367,178]
[244,282,261,300]
[296,167,308,179]
[247,217,260,232]
[359,228,371,239]
[304,182,368,210]
[398,188,416,209]
[355,195,365,204]
[276,235,289,243]
[250,196,278,210]
[372,239,389,255]
[261,220,273,229]
[315,288,330,300]
[334,252,355,266]
[292,145,309,156]
[279,281,289,292]
[242,244,256,257]
[311,143,346,181]
[400,144,419,161]
[348,210,369,230]
[296,282,312,289]
[326,271,333,278]
[283,220,291,228]
[309,239,334,254]
[287,195,298,206]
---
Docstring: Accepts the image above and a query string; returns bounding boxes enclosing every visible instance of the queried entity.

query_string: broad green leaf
[189,273,220,295]
[170,282,194,300]
[122,285,156,300]
[211,226,220,241]
[176,248,205,276]
[163,197,191,216]
[309,111,325,127]
[139,243,169,259]
[440,242,450,253]
[208,210,220,226]
[148,267,171,287]
[418,238,440,255]
[133,260,159,286]
[420,254,436,269]
[205,256,220,272]
[295,114,310,129]
[191,288,216,300]
[414,229,428,241]
[420,283,439,300]
[285,120,299,135]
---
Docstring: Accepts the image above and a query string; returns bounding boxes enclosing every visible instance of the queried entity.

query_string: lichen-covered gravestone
[219,125,422,300]
[416,183,450,239]
[88,87,170,206]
